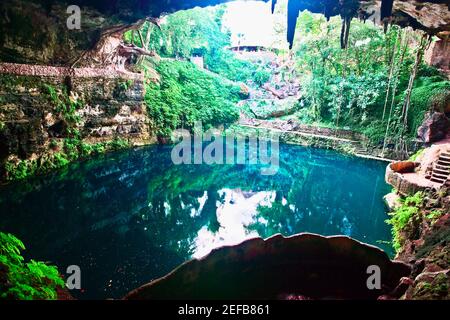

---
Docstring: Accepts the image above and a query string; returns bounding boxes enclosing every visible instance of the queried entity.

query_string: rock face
[385,161,435,196]
[425,39,450,72]
[124,233,411,300]
[1,0,449,66]
[384,142,450,299]
[0,63,152,180]
[399,212,450,300]
[417,112,449,143]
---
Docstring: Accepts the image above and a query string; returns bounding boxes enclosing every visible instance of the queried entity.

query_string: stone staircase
[429,149,450,186]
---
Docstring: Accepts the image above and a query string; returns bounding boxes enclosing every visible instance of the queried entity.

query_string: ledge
[0,62,143,81]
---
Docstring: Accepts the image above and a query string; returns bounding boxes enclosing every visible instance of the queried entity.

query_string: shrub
[409,148,425,161]
[386,192,424,252]
[253,68,271,87]
[145,60,241,136]
[407,80,450,137]
[0,232,64,300]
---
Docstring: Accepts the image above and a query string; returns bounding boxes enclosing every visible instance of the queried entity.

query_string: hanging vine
[396,33,430,157]
[382,28,401,121]
[381,28,409,157]
[401,34,430,127]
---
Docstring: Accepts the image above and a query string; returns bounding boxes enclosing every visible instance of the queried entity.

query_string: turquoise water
[0,144,393,299]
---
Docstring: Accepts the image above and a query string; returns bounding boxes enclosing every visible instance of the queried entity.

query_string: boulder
[390,161,419,174]
[417,112,449,143]
[403,270,450,300]
[385,163,429,196]
[124,233,411,300]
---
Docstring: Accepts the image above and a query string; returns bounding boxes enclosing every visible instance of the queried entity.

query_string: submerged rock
[124,233,410,300]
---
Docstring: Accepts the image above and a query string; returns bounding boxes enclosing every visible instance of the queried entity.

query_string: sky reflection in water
[0,144,393,299]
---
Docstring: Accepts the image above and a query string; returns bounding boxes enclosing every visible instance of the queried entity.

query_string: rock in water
[124,233,411,300]
[417,112,449,143]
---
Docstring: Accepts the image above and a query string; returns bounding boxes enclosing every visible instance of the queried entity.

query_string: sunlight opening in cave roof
[223,0,288,49]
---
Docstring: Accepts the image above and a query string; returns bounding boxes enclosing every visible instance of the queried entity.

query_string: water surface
[0,144,393,299]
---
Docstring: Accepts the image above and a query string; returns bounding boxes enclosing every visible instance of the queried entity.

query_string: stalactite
[324,0,334,22]
[338,0,359,49]
[340,19,346,49]
[286,0,300,49]
[381,0,394,21]
[271,0,277,14]
[340,16,352,49]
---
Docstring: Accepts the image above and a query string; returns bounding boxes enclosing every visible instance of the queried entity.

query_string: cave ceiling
[0,0,449,65]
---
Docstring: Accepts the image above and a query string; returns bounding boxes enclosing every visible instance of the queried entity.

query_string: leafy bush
[362,120,389,145]
[205,50,258,83]
[145,60,242,136]
[407,80,450,136]
[132,6,261,84]
[4,138,129,181]
[292,13,448,147]
[0,232,64,300]
[253,68,271,87]
[386,192,424,252]
[409,148,425,161]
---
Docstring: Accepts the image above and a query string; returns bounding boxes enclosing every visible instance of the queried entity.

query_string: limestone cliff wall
[0,63,153,181]
[425,39,450,74]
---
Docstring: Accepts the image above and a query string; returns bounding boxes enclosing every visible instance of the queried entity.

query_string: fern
[386,192,424,252]
[0,232,64,300]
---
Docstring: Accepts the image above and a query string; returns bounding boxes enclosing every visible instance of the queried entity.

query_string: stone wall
[425,39,450,74]
[0,63,153,181]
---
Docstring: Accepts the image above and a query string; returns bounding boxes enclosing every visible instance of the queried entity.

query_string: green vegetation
[253,68,271,87]
[43,84,81,126]
[409,148,425,161]
[426,209,445,222]
[130,6,450,154]
[5,137,130,181]
[292,12,450,149]
[406,80,450,136]
[144,59,244,136]
[412,272,449,299]
[3,79,130,182]
[125,6,264,84]
[0,232,64,300]
[386,192,424,252]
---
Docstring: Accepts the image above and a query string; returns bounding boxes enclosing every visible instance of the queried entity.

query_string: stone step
[435,164,450,170]
[430,177,446,184]
[437,159,450,166]
[431,172,448,179]
[433,168,449,175]
[440,155,450,161]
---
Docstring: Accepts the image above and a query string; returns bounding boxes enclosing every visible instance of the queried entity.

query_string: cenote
[0,143,393,299]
